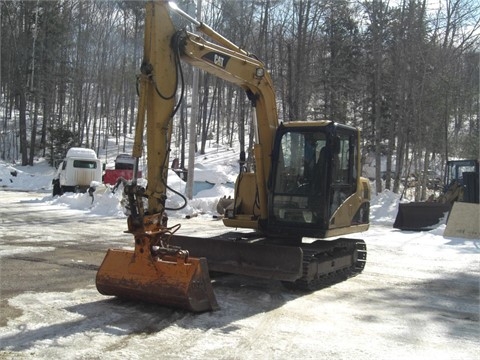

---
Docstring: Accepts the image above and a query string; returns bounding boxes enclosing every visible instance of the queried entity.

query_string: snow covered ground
[0,151,479,359]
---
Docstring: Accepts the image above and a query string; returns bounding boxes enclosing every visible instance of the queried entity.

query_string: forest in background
[1,0,479,198]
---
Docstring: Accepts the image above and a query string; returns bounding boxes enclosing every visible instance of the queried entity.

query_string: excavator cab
[444,160,479,201]
[267,122,368,239]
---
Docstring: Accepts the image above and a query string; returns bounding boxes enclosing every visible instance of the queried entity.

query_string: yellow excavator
[96,1,371,312]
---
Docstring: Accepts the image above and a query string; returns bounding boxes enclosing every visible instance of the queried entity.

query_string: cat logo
[202,52,230,69]
[214,54,225,68]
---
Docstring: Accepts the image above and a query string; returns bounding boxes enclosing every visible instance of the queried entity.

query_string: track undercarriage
[169,232,367,292]
[283,238,366,291]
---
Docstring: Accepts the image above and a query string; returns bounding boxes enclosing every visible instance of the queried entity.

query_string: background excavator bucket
[393,202,451,231]
[96,248,218,312]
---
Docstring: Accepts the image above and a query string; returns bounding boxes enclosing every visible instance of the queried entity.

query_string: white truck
[52,147,103,196]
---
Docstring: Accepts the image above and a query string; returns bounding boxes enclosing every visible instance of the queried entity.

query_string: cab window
[330,132,357,214]
[73,160,97,169]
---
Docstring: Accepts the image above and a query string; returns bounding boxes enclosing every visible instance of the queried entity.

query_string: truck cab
[52,147,102,196]
[103,154,141,185]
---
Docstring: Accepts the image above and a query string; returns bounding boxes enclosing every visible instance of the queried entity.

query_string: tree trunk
[29,91,39,165]
[18,91,28,165]
[199,74,210,155]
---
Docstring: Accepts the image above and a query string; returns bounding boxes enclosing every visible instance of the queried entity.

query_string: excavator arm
[172,28,277,226]
[126,0,278,229]
[96,1,221,312]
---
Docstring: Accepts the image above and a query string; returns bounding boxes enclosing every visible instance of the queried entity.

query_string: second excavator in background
[96,1,371,312]
[394,159,479,237]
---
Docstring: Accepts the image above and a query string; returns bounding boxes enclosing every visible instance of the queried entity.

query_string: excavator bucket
[96,248,218,312]
[393,202,451,231]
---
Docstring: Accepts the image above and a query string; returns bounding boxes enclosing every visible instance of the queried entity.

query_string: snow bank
[0,159,53,192]
[369,190,400,225]
[0,156,448,231]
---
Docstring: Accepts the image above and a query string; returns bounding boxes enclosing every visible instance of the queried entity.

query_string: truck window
[73,160,97,169]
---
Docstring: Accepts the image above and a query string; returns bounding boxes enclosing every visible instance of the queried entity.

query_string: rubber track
[283,239,367,291]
